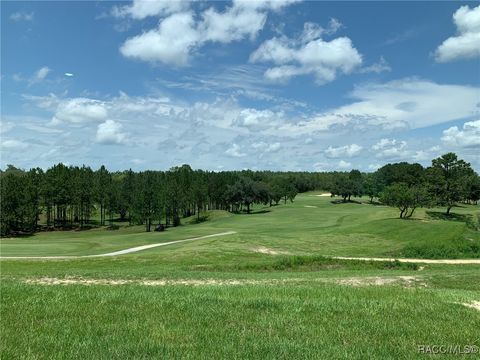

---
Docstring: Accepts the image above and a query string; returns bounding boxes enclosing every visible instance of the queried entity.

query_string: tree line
[329,153,479,218]
[1,152,478,236]
[0,164,315,236]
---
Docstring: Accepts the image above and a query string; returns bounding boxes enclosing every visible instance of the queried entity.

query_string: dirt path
[332,256,480,265]
[22,275,425,287]
[0,231,236,260]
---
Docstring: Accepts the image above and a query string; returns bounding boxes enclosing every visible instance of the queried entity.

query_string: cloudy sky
[1,1,479,172]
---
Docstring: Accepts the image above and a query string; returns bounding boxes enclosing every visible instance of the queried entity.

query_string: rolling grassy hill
[1,194,479,359]
[1,193,478,259]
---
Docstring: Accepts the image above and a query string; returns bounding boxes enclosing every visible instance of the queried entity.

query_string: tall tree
[363,173,382,203]
[95,165,110,226]
[427,153,474,214]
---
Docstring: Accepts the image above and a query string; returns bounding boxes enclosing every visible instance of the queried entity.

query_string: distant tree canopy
[1,152,478,235]
[327,153,478,218]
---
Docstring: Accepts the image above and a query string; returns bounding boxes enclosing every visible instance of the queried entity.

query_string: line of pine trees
[1,152,478,235]
[0,164,323,236]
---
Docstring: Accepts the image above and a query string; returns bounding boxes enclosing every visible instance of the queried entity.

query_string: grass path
[0,231,236,260]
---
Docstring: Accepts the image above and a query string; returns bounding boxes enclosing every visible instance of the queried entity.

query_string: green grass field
[1,194,479,359]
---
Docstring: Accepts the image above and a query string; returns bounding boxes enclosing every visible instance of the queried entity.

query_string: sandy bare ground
[23,275,426,288]
[24,277,278,287]
[0,231,236,260]
[334,275,426,287]
[462,301,480,311]
[304,205,317,208]
[332,256,480,265]
[252,246,291,255]
[316,193,331,197]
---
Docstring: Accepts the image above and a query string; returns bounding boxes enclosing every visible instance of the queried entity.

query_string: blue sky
[1,1,479,172]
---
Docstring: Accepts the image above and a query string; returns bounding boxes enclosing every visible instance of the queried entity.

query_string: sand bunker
[316,193,332,197]
[304,205,317,208]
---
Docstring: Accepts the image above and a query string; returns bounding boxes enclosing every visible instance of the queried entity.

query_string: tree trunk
[446,206,452,215]
[407,207,416,218]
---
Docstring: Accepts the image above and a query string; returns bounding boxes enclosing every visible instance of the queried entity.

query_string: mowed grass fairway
[1,194,480,359]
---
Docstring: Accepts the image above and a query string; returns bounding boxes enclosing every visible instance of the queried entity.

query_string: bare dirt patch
[462,301,480,311]
[330,276,426,287]
[24,277,285,287]
[252,246,291,255]
[23,275,427,288]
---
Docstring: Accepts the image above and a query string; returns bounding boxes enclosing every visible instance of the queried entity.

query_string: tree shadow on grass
[1,232,35,239]
[426,211,477,229]
[369,201,385,206]
[330,199,362,205]
[236,209,271,215]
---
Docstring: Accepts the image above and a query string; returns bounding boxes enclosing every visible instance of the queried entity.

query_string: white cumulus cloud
[113,0,189,19]
[325,144,363,158]
[372,138,408,159]
[120,0,297,66]
[52,98,108,125]
[120,12,199,66]
[441,120,480,148]
[96,120,127,145]
[435,5,480,62]
[250,19,362,84]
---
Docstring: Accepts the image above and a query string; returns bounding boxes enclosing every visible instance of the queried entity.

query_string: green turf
[1,193,478,259]
[1,194,479,359]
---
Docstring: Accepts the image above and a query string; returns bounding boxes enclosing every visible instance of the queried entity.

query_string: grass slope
[1,194,479,359]
[1,193,479,259]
